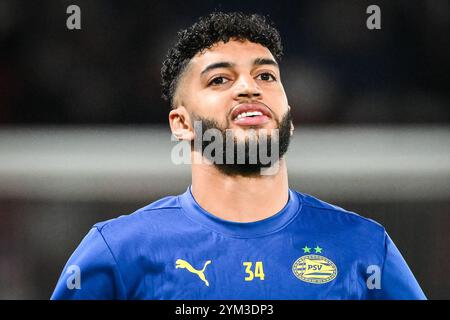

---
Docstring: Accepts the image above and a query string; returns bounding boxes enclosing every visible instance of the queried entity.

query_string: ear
[169,107,195,141]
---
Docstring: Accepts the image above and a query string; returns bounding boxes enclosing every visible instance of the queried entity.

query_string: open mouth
[231,104,271,126]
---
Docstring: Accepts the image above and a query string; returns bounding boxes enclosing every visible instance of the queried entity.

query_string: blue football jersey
[51,187,426,300]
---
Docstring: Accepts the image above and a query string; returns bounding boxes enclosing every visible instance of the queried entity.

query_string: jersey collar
[178,185,302,238]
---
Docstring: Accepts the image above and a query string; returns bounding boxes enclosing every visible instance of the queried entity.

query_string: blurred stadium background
[0,0,449,299]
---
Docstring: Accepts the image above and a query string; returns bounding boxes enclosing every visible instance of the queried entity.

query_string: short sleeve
[370,232,426,300]
[50,227,127,300]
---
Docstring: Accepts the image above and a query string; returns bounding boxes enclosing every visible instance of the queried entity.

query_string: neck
[191,155,289,223]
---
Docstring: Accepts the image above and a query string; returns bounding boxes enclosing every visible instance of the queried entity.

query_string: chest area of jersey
[140,236,361,299]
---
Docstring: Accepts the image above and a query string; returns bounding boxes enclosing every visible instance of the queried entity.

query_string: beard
[190,110,293,177]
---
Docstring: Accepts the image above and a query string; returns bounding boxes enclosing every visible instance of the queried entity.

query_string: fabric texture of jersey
[51,187,426,300]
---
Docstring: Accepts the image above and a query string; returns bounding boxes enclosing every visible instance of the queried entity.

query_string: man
[51,12,426,299]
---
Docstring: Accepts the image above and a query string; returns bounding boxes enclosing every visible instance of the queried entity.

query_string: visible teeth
[235,111,263,120]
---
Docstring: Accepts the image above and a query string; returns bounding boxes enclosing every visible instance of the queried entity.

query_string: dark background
[0,0,449,299]
[1,0,449,125]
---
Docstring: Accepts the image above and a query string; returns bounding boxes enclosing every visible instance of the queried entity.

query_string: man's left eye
[256,73,276,81]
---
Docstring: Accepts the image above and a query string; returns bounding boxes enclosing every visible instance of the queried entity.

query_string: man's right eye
[208,76,229,86]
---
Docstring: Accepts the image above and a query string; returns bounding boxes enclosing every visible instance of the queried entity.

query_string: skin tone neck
[191,157,289,223]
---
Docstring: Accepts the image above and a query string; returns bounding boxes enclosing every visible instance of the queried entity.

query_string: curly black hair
[161,11,283,107]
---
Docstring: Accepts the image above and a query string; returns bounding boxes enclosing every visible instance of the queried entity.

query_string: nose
[232,75,262,100]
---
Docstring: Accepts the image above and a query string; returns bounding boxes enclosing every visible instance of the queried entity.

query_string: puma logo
[175,259,211,287]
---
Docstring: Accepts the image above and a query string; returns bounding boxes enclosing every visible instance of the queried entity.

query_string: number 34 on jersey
[243,261,265,281]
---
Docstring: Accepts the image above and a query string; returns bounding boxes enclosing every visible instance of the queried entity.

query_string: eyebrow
[200,58,279,77]
[253,57,278,68]
[200,62,235,76]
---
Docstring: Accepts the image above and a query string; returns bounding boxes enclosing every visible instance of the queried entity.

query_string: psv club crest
[292,246,338,284]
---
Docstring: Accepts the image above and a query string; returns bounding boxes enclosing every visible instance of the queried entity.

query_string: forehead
[188,40,276,71]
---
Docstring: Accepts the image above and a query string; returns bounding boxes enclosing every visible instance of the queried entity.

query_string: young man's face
[170,39,293,176]
[175,39,291,135]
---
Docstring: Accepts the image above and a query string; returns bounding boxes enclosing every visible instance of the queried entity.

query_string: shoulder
[294,190,386,240]
[93,194,184,238]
